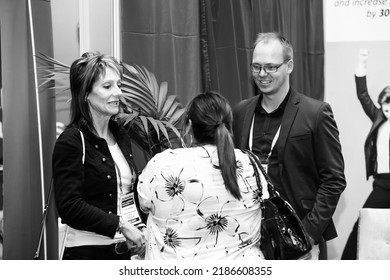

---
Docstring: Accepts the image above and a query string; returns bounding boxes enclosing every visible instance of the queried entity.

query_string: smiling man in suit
[233,32,346,260]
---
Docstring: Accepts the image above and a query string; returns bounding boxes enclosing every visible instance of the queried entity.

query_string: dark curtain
[121,0,203,107]
[0,0,57,259]
[200,0,254,106]
[121,0,324,108]
[201,0,324,105]
[121,0,204,170]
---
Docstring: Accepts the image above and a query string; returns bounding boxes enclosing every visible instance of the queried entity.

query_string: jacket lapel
[369,111,386,137]
[277,89,300,163]
[240,95,260,149]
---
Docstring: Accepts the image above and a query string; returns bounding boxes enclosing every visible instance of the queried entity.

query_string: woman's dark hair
[68,51,122,131]
[378,86,390,106]
[185,91,241,200]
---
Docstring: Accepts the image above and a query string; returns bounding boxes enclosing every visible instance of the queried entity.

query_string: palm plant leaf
[155,120,171,145]
[168,107,186,124]
[116,111,139,126]
[161,120,184,146]
[118,62,185,156]
[138,115,150,137]
[157,81,168,112]
[120,89,156,115]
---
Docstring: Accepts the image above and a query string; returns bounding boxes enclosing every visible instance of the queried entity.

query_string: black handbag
[244,150,312,260]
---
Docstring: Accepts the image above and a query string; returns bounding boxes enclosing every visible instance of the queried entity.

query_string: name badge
[120,192,142,226]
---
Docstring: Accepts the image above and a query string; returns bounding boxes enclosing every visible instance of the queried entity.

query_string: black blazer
[53,120,143,239]
[355,76,387,179]
[232,89,346,243]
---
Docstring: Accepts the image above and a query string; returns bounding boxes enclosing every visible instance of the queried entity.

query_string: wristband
[137,223,147,230]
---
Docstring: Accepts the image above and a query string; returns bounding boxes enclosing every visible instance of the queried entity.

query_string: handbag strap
[243,149,279,198]
[59,128,85,259]
[78,129,85,164]
[242,149,265,219]
[244,149,263,196]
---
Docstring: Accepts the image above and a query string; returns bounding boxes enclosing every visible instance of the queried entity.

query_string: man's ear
[287,59,294,74]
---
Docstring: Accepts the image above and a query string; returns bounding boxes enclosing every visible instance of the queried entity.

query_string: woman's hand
[120,221,145,247]
[133,227,147,258]
[119,221,146,257]
[358,48,369,63]
[356,49,369,77]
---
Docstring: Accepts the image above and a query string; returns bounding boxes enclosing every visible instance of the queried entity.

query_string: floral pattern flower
[163,227,181,249]
[153,219,202,258]
[154,162,204,216]
[193,196,241,247]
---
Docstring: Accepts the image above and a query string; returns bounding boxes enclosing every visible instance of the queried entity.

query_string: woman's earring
[183,120,193,147]
[189,134,193,147]
[183,133,193,148]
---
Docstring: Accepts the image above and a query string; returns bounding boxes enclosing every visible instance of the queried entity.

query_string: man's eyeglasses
[250,59,291,74]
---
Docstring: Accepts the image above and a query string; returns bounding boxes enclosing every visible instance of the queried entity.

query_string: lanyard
[114,161,124,194]
[249,114,281,163]
[114,160,141,225]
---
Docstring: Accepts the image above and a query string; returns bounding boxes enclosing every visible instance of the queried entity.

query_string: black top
[253,91,290,196]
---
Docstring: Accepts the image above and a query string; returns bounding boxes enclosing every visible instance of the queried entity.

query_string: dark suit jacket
[355,76,387,179]
[232,88,346,243]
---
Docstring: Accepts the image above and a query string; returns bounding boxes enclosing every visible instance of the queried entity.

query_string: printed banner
[325,0,390,42]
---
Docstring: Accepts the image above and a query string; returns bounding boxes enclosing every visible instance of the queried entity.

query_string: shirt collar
[256,88,291,115]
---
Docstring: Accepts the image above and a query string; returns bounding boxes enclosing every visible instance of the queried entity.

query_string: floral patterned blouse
[137,144,265,260]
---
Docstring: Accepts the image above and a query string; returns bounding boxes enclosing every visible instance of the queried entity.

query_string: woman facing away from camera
[53,52,146,260]
[137,91,266,260]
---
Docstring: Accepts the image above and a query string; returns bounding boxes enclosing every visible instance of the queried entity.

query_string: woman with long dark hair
[137,91,265,259]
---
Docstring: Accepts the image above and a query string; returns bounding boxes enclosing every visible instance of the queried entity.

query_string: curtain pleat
[199,0,218,92]
[199,0,255,105]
